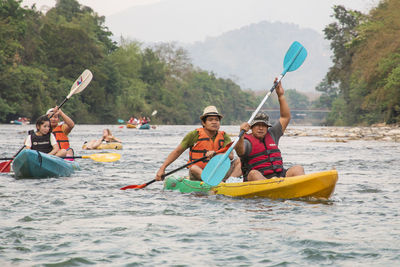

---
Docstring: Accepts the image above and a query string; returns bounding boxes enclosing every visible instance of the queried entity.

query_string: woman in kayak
[24,115,67,156]
[84,129,122,149]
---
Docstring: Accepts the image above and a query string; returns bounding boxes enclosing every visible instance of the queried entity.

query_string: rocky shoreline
[229,125,400,142]
[285,125,400,142]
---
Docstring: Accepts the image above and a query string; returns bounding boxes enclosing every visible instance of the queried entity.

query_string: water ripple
[0,125,399,266]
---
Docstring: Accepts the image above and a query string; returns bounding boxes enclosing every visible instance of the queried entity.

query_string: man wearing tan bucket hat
[235,79,304,181]
[155,106,241,181]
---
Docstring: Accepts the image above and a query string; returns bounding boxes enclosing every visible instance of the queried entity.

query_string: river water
[0,124,399,266]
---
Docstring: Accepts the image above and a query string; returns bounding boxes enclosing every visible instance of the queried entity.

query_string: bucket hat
[200,106,223,120]
[250,113,272,127]
[46,108,54,115]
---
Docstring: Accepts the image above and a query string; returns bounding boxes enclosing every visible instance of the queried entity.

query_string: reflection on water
[0,124,399,266]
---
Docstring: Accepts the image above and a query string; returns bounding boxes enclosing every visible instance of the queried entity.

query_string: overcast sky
[22,0,381,43]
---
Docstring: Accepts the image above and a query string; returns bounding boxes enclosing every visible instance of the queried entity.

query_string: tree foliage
[319,0,400,125]
[0,0,312,125]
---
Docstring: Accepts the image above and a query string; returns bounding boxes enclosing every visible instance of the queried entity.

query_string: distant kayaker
[155,106,241,181]
[46,107,75,158]
[24,115,66,156]
[128,117,134,124]
[235,78,305,181]
[84,129,122,149]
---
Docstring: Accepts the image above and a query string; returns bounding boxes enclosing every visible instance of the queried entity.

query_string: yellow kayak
[214,170,338,199]
[126,124,137,128]
[82,142,123,150]
[164,170,338,199]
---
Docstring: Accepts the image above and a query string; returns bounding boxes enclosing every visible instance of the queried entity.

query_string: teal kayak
[139,123,150,129]
[12,149,80,179]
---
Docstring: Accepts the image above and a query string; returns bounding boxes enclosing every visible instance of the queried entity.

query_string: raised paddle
[0,152,121,163]
[0,69,93,173]
[120,143,233,190]
[201,41,308,186]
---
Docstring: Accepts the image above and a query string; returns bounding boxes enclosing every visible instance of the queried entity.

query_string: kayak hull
[82,142,122,150]
[139,124,150,129]
[126,124,137,128]
[164,170,338,199]
[12,150,79,179]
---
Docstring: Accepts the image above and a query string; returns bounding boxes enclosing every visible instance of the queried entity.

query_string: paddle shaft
[162,156,208,178]
[0,145,25,172]
[0,146,25,161]
[120,156,208,190]
[1,155,81,160]
[48,97,69,119]
[1,154,117,161]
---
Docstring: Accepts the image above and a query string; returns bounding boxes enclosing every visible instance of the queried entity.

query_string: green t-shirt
[180,129,231,150]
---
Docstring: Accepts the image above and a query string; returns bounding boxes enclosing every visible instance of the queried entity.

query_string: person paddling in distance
[84,129,122,150]
[46,107,75,158]
[24,115,66,156]
[235,79,305,181]
[155,106,241,181]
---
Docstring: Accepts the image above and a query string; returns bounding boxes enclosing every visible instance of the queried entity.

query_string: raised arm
[275,78,291,132]
[53,106,75,135]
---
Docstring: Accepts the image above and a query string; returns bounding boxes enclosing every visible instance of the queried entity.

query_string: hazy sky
[22,0,380,43]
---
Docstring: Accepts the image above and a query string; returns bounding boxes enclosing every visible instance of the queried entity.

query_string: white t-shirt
[25,133,58,148]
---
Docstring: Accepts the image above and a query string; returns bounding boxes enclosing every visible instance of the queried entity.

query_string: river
[0,124,399,266]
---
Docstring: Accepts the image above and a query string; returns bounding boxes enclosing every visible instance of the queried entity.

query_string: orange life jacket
[52,124,70,149]
[188,128,225,169]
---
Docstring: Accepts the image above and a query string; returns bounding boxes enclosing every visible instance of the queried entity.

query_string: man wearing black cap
[155,105,241,181]
[235,79,304,181]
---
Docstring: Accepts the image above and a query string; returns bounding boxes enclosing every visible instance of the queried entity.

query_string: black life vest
[31,132,53,153]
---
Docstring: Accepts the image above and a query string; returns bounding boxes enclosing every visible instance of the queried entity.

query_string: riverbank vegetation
[1,0,398,126]
[317,0,400,126]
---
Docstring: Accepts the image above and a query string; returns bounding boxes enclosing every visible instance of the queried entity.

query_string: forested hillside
[0,0,261,124]
[316,0,400,125]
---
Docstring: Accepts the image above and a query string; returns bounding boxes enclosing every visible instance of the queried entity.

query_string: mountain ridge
[184,21,332,92]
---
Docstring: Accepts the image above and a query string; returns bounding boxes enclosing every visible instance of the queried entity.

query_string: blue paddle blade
[201,154,231,186]
[283,41,307,73]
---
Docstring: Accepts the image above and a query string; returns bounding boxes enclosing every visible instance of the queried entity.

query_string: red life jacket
[188,128,225,169]
[241,133,283,177]
[52,125,70,149]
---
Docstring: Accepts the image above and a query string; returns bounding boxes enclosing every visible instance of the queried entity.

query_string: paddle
[119,143,234,190]
[201,41,308,186]
[74,153,121,162]
[119,156,208,190]
[0,145,25,173]
[0,152,120,163]
[0,69,93,173]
